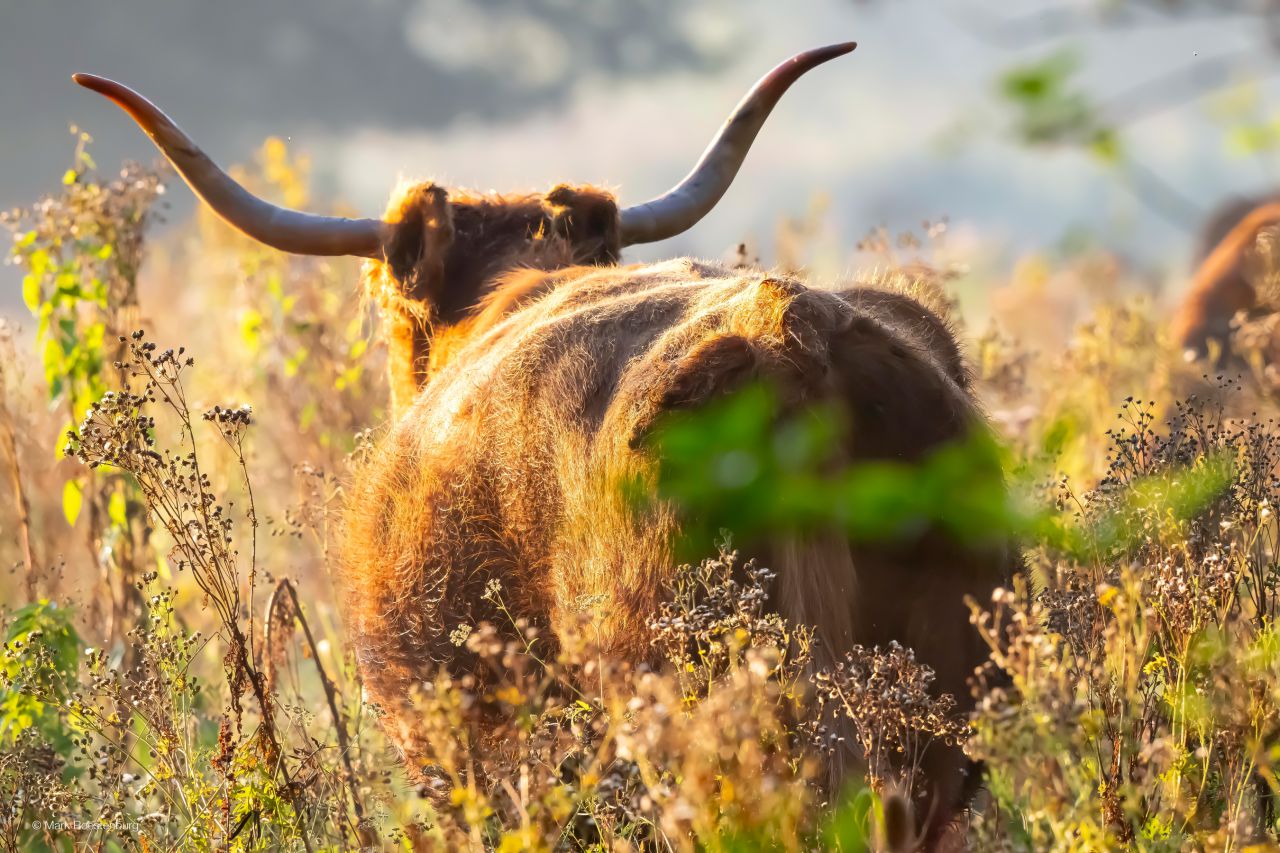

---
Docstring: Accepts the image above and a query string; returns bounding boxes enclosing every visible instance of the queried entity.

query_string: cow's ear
[382,183,454,301]
[544,184,620,264]
[630,334,759,449]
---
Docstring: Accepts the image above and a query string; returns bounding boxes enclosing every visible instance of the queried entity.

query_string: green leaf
[299,401,318,432]
[997,50,1101,147]
[54,421,75,460]
[1089,128,1123,164]
[107,490,127,527]
[820,786,876,852]
[239,308,264,353]
[1,601,83,748]
[83,321,106,353]
[999,51,1078,104]
[334,365,362,392]
[284,347,309,378]
[1039,414,1076,458]
[27,247,50,278]
[21,274,40,313]
[62,480,83,528]
[41,335,63,392]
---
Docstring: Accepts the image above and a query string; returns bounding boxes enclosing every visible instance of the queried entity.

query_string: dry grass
[0,138,1278,852]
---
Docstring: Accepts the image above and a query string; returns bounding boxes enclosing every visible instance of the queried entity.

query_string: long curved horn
[72,73,386,258]
[618,42,856,247]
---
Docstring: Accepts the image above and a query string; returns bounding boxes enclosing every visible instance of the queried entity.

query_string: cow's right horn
[72,73,387,259]
[618,42,856,247]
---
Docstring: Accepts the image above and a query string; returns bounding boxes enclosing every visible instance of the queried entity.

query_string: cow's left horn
[72,74,387,259]
[618,42,856,247]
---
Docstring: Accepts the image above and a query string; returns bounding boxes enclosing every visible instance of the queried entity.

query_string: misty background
[4,0,1279,317]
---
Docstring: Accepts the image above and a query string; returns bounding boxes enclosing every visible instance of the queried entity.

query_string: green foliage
[967,390,1280,849]
[5,131,162,422]
[646,382,1017,556]
[817,787,878,853]
[2,137,165,697]
[59,481,81,528]
[0,602,82,753]
[645,383,1232,569]
[1038,449,1236,563]
[972,2,1280,216]
[998,51,1120,163]
[215,138,380,453]
[1212,83,1280,159]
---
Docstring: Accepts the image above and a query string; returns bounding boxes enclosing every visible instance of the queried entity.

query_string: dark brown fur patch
[365,181,621,415]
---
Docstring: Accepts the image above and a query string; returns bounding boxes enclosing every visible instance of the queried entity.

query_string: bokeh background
[6,0,1279,319]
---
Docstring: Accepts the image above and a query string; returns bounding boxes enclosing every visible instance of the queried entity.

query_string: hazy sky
[4,0,1278,315]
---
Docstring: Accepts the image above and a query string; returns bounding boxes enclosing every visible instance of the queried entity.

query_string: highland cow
[77,43,1009,844]
[1174,196,1280,362]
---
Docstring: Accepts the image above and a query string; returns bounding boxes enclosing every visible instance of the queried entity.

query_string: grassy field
[1,137,1279,851]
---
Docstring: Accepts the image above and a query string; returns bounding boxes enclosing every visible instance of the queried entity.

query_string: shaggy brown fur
[365,182,619,414]
[346,181,1008,844]
[1173,201,1280,361]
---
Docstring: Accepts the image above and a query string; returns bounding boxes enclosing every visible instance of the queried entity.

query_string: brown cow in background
[1173,195,1280,362]
[77,44,1011,846]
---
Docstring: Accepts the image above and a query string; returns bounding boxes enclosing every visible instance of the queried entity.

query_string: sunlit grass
[1,137,1278,851]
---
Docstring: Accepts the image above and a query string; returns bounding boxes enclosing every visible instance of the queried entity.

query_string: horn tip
[797,42,857,68]
[72,73,112,94]
[72,74,142,109]
[822,42,858,59]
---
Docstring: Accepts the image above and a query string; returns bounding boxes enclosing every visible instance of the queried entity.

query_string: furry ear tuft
[543,184,621,265]
[382,183,454,298]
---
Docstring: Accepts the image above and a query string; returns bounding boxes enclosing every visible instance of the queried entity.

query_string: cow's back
[342,261,780,693]
[341,259,1002,828]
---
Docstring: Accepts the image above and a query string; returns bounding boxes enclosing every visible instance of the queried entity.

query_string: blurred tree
[6,0,726,129]
[2,0,733,219]
[880,1,1280,231]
